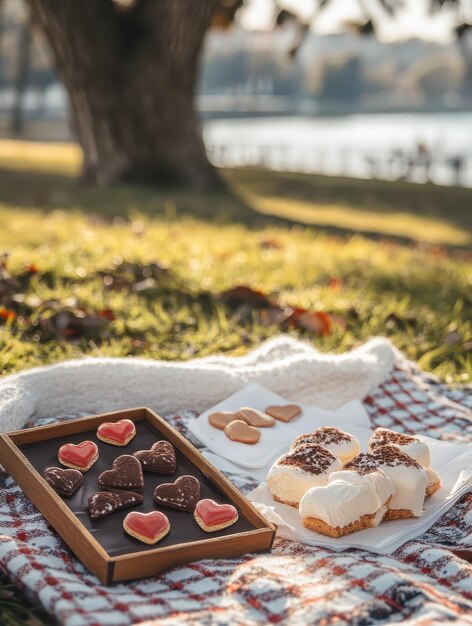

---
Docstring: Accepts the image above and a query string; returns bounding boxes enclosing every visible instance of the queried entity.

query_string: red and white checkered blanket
[1,357,471,626]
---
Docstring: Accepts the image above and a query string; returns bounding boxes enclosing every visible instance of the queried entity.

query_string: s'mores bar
[369,428,441,496]
[299,469,394,537]
[345,445,427,519]
[369,428,430,466]
[267,444,342,507]
[291,427,360,464]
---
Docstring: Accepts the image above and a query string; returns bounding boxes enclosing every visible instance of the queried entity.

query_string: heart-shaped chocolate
[133,441,176,474]
[88,490,144,520]
[265,404,301,422]
[224,419,260,444]
[236,407,275,428]
[153,475,200,512]
[58,440,99,471]
[124,511,170,544]
[44,467,83,497]
[194,499,238,532]
[98,455,144,492]
[97,419,136,446]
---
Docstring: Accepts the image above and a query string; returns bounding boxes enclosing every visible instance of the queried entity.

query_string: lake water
[203,112,472,187]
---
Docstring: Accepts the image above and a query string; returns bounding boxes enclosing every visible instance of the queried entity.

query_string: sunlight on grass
[0,139,81,176]
[0,203,470,383]
[248,194,471,246]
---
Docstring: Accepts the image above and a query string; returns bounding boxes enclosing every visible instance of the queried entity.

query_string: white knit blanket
[0,336,398,432]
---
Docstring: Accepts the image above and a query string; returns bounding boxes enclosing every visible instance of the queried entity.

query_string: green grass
[0,140,470,384]
[0,139,471,624]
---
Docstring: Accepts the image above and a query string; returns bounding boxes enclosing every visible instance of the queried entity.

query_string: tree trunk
[458,36,472,99]
[11,12,32,136]
[29,0,221,190]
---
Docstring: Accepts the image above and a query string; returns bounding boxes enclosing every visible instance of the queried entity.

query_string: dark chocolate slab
[20,419,255,557]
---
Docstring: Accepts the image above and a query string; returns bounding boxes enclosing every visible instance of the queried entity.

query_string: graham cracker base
[383,508,415,520]
[272,494,300,508]
[302,512,378,537]
[426,481,441,497]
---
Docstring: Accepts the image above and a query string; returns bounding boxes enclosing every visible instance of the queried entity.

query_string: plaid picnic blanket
[1,356,471,626]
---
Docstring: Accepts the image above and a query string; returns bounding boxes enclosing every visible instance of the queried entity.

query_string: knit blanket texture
[0,336,471,626]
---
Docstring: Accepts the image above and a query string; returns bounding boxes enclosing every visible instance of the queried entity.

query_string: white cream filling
[322,438,361,464]
[267,458,341,503]
[377,464,427,516]
[299,470,394,528]
[425,466,441,490]
[393,440,430,467]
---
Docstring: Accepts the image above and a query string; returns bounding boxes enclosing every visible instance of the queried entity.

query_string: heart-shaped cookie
[58,441,99,471]
[44,467,83,497]
[97,419,136,446]
[194,499,238,532]
[153,475,200,512]
[98,455,144,492]
[88,490,144,520]
[124,511,170,545]
[208,411,239,430]
[237,407,275,428]
[133,441,176,474]
[265,404,301,422]
[224,419,260,444]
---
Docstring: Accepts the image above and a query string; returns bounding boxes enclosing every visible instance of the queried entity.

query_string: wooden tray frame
[0,407,276,584]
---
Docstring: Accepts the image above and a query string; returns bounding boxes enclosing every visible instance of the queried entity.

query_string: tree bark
[29,0,221,190]
[11,12,32,136]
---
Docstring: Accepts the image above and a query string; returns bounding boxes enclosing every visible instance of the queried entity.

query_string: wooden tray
[0,407,276,584]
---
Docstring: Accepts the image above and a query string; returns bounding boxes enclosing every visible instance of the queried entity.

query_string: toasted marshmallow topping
[291,427,360,464]
[345,445,427,516]
[369,428,430,467]
[299,469,394,529]
[267,444,341,504]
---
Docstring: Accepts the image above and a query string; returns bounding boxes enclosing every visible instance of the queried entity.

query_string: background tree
[27,0,472,190]
[10,5,31,135]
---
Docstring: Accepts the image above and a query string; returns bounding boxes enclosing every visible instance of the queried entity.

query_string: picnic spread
[0,336,471,626]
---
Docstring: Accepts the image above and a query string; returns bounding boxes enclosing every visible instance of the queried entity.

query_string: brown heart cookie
[236,407,275,428]
[133,441,176,474]
[265,404,301,422]
[153,475,200,512]
[208,411,238,430]
[98,455,144,492]
[224,419,261,444]
[44,467,83,497]
[88,490,144,520]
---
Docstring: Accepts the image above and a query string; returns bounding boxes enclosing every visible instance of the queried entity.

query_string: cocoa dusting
[279,443,337,474]
[370,428,416,449]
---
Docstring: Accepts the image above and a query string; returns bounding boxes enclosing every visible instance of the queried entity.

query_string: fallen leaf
[222,285,275,309]
[259,237,283,250]
[25,263,38,274]
[328,277,342,291]
[283,307,333,336]
[0,306,16,322]
[0,277,19,300]
[259,306,291,327]
[43,310,110,341]
[131,338,149,349]
[98,308,116,321]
